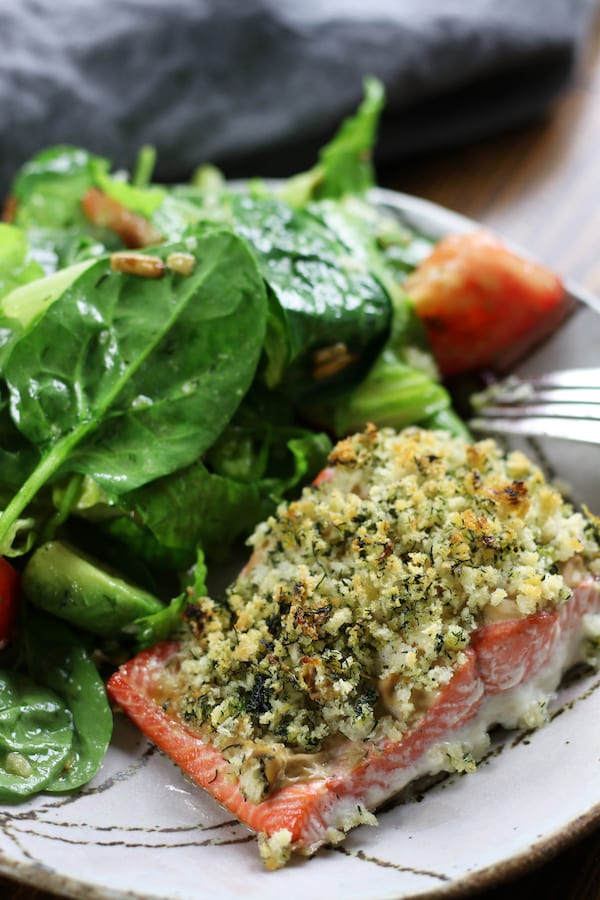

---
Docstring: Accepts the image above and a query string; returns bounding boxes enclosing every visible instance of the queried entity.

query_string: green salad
[0,79,467,800]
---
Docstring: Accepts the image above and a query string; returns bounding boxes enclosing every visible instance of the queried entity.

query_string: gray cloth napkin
[0,0,596,194]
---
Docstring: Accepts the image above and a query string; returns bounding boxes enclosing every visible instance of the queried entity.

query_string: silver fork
[469,368,600,445]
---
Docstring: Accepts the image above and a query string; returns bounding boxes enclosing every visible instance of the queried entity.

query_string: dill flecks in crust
[161,426,600,798]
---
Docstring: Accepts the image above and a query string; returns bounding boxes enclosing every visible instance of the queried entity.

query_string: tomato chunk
[0,557,20,648]
[404,230,566,376]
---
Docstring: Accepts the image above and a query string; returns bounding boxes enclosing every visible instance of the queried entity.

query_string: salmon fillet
[106,427,600,868]
[107,579,599,866]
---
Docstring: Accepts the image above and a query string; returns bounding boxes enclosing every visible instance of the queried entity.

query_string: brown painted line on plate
[550,672,600,717]
[0,814,29,862]
[0,743,159,837]
[14,816,241,835]
[0,818,256,900]
[330,844,452,883]
[0,819,43,866]
[510,729,534,749]
[2,741,161,827]
[5,813,242,836]
[58,743,159,802]
[0,827,257,851]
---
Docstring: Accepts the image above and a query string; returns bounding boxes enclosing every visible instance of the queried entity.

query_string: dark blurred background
[0,0,596,194]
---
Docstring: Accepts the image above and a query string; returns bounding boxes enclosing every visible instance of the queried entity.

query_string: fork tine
[469,368,600,444]
[484,387,600,405]
[476,402,600,421]
[519,367,600,388]
[469,416,600,445]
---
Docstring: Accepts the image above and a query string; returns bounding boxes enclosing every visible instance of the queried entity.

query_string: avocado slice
[22,540,164,638]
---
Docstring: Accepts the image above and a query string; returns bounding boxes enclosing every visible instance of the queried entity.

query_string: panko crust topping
[160,427,600,801]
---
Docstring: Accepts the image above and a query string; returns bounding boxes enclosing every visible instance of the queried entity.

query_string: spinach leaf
[305,196,435,305]
[95,173,165,219]
[153,189,393,401]
[68,388,330,573]
[127,388,330,564]
[280,76,384,205]
[9,145,164,272]
[314,75,384,199]
[0,228,267,552]
[0,254,102,491]
[260,284,291,389]
[225,193,392,400]
[285,431,332,487]
[24,227,110,275]
[0,225,45,300]
[131,592,187,650]
[95,514,193,575]
[206,387,331,488]
[11,146,109,231]
[131,548,208,651]
[0,669,73,801]
[24,612,112,792]
[296,196,463,438]
[319,350,452,437]
[127,460,270,564]
[151,192,215,243]
[0,259,95,372]
[0,394,40,494]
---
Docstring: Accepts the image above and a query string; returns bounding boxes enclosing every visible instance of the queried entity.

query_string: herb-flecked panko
[162,426,600,801]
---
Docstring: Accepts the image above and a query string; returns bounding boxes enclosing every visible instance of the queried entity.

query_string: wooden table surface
[3,13,600,900]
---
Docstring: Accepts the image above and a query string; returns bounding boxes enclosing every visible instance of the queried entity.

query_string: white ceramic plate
[2,189,600,900]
